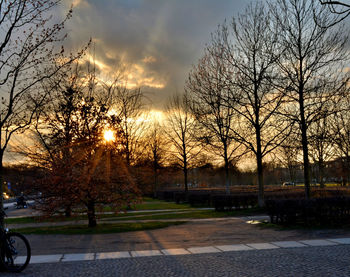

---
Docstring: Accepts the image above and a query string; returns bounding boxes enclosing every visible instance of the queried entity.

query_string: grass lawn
[5,195,266,231]
[97,198,191,212]
[6,206,265,225]
[13,221,187,235]
[5,216,40,225]
[5,198,192,225]
[102,207,265,221]
[112,197,192,211]
[5,210,185,225]
[131,201,191,210]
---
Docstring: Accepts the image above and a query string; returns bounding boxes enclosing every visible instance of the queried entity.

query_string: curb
[26,237,350,264]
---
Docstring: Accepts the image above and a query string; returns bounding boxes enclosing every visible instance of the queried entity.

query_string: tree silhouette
[271,0,349,198]
[145,121,168,196]
[0,0,87,226]
[187,48,242,195]
[205,2,288,206]
[320,1,350,21]
[164,93,201,193]
[27,61,139,227]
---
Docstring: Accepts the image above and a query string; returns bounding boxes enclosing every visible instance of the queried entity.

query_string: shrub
[188,193,211,207]
[265,197,350,226]
[212,194,258,211]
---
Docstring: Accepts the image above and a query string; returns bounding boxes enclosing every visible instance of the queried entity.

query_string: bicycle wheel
[1,232,31,272]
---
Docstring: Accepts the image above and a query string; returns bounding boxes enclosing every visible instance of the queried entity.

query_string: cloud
[143,56,157,64]
[63,0,250,108]
[71,0,90,9]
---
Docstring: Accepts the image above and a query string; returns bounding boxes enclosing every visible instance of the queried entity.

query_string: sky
[4,0,250,165]
[6,0,349,166]
[60,0,249,110]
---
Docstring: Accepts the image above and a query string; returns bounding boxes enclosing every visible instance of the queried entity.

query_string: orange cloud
[142,56,157,63]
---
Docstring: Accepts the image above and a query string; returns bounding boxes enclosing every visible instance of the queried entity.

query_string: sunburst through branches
[103,129,115,143]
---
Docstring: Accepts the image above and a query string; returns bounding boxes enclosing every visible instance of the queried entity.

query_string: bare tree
[308,116,335,187]
[330,95,350,186]
[276,132,302,184]
[186,49,242,195]
[145,120,168,196]
[271,0,349,198]
[0,0,87,225]
[164,93,201,193]
[110,85,145,167]
[320,0,350,7]
[209,2,288,206]
[320,1,350,21]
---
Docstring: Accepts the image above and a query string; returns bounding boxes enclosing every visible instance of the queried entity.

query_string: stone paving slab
[215,244,253,252]
[299,239,338,247]
[328,238,350,244]
[131,250,163,257]
[187,246,221,254]
[30,254,62,264]
[15,256,29,264]
[246,243,280,250]
[62,253,95,262]
[161,248,191,255]
[272,241,307,248]
[24,237,350,264]
[96,252,131,259]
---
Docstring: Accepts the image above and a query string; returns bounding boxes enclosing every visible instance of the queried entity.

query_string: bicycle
[0,207,31,272]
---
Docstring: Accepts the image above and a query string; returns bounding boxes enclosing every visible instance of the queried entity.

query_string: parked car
[282,182,295,187]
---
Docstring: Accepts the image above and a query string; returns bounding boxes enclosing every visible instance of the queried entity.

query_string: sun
[103,129,115,142]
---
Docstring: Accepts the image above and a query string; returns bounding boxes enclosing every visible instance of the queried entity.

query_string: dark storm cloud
[63,0,249,108]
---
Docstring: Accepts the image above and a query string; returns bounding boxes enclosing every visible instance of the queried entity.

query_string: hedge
[265,197,350,226]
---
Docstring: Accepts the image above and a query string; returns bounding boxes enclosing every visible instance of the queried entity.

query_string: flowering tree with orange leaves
[26,61,140,227]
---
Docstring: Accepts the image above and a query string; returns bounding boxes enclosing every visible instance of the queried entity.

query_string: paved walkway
[17,216,350,256]
[4,244,350,276]
[4,212,350,276]
[5,204,350,276]
[25,237,350,264]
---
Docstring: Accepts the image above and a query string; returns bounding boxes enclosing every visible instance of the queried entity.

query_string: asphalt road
[4,201,39,218]
[2,245,350,277]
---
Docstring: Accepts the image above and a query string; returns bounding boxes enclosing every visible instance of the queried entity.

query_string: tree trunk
[298,74,311,199]
[300,107,311,199]
[257,154,264,207]
[0,150,4,228]
[65,205,72,217]
[184,166,188,193]
[319,159,325,188]
[288,164,295,184]
[125,136,131,167]
[183,147,188,194]
[153,161,158,198]
[342,177,347,187]
[346,156,350,186]
[256,125,264,207]
[224,143,230,195]
[87,200,96,227]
